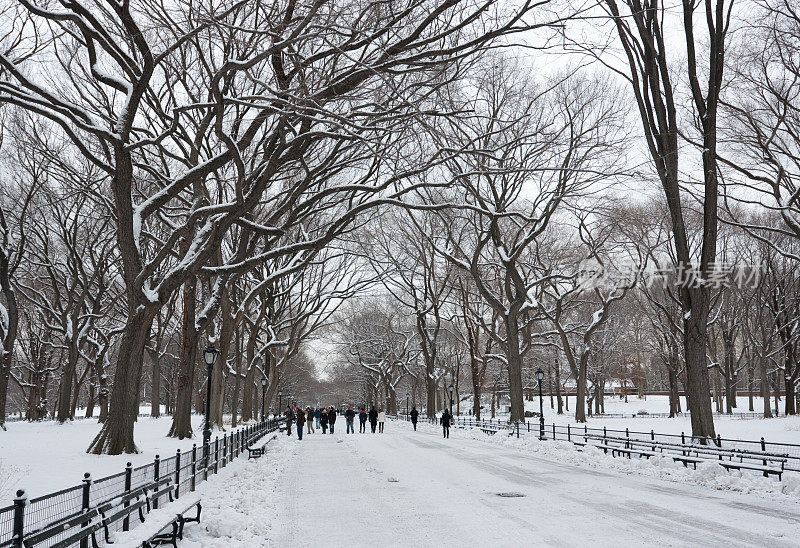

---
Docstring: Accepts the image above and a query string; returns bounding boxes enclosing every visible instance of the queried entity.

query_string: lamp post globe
[278,390,283,415]
[535,368,545,439]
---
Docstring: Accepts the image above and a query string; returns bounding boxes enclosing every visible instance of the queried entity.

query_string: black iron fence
[0,417,283,547]
[393,413,800,473]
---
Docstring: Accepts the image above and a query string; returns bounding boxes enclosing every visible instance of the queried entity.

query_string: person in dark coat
[345,406,356,434]
[306,407,315,434]
[285,406,294,437]
[368,406,378,433]
[314,407,322,429]
[358,407,368,433]
[295,407,305,440]
[410,407,419,431]
[441,409,452,438]
[320,408,329,433]
[327,407,337,433]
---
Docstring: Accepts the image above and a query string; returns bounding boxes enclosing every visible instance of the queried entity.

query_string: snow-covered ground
[0,414,258,502]
[179,420,799,547]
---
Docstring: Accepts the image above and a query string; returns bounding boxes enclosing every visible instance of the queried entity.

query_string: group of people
[283,404,453,440]
[283,405,388,439]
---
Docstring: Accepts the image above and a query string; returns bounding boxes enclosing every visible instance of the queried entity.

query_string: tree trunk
[168,277,199,439]
[667,362,679,418]
[760,355,772,418]
[151,348,161,417]
[57,343,79,422]
[86,381,95,418]
[786,374,796,415]
[554,346,563,415]
[504,314,525,423]
[210,289,234,428]
[230,323,243,427]
[684,309,716,442]
[87,305,157,454]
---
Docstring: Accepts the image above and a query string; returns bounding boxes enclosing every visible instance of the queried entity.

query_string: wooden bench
[141,494,201,547]
[584,435,790,480]
[718,458,786,480]
[611,446,657,459]
[23,478,163,548]
[246,434,277,459]
[672,455,706,469]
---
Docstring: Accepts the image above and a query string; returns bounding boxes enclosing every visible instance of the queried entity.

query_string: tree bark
[87,305,157,454]
[57,342,79,422]
[168,277,199,439]
[504,313,525,423]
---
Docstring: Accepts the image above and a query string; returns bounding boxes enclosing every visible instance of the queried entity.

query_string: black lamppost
[202,345,219,452]
[406,392,410,420]
[536,368,545,440]
[449,383,454,413]
[260,377,267,421]
[278,390,283,415]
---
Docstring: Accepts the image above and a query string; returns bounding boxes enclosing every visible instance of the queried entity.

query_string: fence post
[203,438,210,481]
[552,424,556,440]
[515,421,519,439]
[651,429,655,441]
[223,434,228,468]
[80,473,91,548]
[191,444,197,492]
[175,449,181,499]
[717,434,722,448]
[761,437,767,467]
[122,462,132,531]
[214,436,219,474]
[12,489,25,548]
[153,454,160,509]
[625,428,630,449]
[567,424,571,442]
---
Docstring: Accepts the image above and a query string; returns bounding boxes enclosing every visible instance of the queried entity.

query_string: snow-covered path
[189,422,800,547]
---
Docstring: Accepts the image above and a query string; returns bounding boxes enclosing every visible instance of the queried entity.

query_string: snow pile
[414,420,800,500]
[180,437,294,547]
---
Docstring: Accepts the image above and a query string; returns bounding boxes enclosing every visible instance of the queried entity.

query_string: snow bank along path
[185,420,800,547]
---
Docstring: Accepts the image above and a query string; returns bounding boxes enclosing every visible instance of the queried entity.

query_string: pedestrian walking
[285,406,294,437]
[410,407,419,431]
[345,406,356,434]
[441,409,451,438]
[295,407,305,440]
[378,408,386,433]
[368,406,378,433]
[320,408,329,434]
[359,407,368,433]
[328,407,337,434]
[306,407,315,434]
[315,407,322,430]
